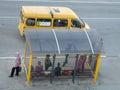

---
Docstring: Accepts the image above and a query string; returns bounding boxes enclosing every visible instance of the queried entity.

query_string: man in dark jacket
[54,62,61,76]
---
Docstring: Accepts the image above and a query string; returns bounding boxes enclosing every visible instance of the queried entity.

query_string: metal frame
[50,54,56,83]
[23,50,101,85]
[93,53,101,83]
[23,29,102,85]
[72,54,79,83]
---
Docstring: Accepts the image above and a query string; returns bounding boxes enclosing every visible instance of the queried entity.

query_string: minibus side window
[71,19,81,28]
[37,19,51,26]
[79,17,85,27]
[26,18,35,26]
[54,19,68,27]
[20,11,24,23]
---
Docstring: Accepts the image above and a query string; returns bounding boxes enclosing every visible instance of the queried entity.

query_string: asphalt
[1,57,120,90]
[0,0,120,90]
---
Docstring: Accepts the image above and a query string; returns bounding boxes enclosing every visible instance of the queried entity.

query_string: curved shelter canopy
[24,29,102,55]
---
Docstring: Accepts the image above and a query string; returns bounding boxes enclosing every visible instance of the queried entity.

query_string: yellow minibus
[18,6,90,36]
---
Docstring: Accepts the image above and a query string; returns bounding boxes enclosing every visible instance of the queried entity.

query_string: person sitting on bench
[35,61,43,75]
[54,62,61,76]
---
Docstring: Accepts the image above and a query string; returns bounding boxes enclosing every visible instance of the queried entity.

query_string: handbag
[19,67,22,72]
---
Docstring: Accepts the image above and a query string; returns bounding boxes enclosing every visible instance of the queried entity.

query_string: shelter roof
[25,29,102,55]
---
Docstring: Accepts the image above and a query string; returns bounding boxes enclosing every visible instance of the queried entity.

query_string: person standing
[76,55,84,73]
[9,52,21,77]
[45,55,52,71]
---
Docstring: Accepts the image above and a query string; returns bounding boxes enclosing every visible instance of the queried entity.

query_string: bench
[31,69,93,78]
[31,70,51,78]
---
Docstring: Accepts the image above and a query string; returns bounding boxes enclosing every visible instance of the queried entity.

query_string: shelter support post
[50,54,56,84]
[72,54,79,83]
[27,54,33,85]
[23,42,28,80]
[62,54,69,67]
[24,42,27,65]
[93,53,101,83]
[82,54,87,72]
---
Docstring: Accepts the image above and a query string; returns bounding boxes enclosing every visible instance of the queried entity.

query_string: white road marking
[0,57,16,59]
[82,18,120,20]
[0,16,19,19]
[0,55,119,60]
[1,0,120,4]
[101,55,107,58]
[0,17,120,20]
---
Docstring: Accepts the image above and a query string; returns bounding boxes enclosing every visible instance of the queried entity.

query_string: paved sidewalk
[0,56,120,90]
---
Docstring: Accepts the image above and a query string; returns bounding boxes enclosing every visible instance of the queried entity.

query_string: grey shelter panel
[87,30,102,53]
[25,30,40,54]
[25,29,58,54]
[55,30,91,53]
[36,30,58,53]
[24,29,102,55]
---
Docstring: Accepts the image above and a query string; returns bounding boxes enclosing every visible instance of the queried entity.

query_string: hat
[46,54,50,57]
[57,62,60,66]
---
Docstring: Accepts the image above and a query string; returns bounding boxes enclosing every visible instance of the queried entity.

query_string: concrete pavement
[0,55,120,90]
[0,0,120,89]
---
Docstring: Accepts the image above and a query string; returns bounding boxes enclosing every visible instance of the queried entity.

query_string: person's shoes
[8,76,13,77]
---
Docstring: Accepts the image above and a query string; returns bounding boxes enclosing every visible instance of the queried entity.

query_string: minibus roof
[22,6,52,18]
[50,7,78,19]
[21,6,78,19]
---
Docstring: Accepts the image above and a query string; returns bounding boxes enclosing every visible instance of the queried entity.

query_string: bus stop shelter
[23,29,102,85]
